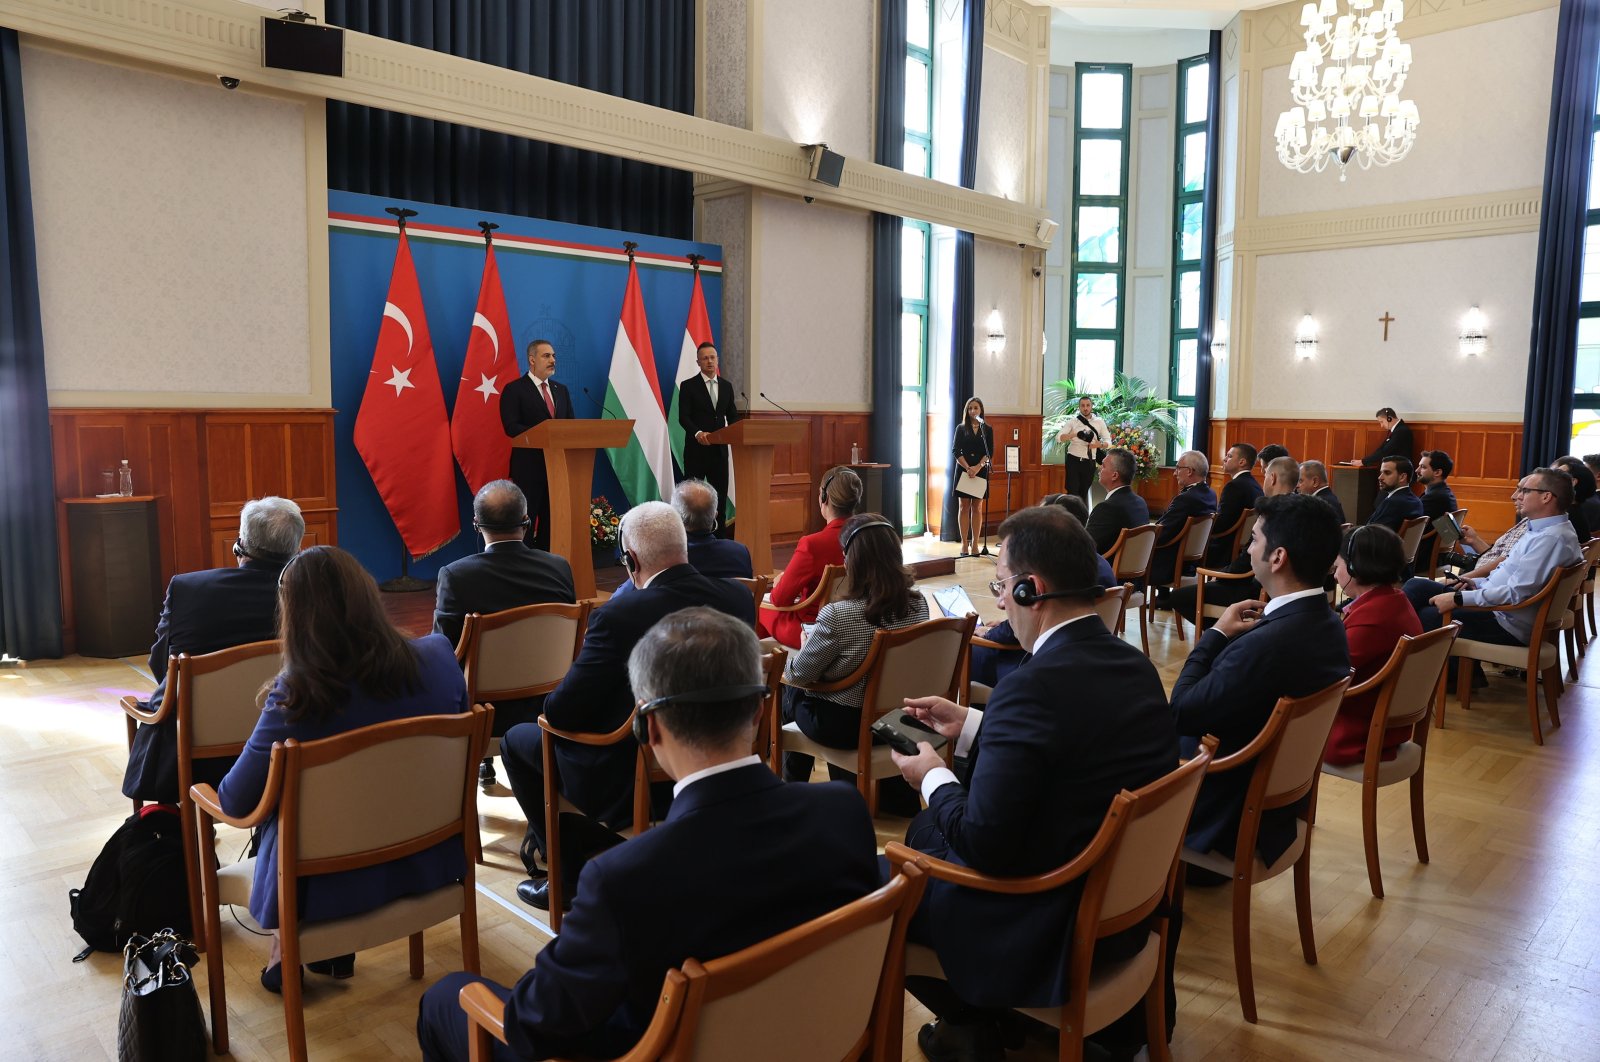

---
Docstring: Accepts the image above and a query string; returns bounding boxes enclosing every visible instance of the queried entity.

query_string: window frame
[1067,63,1132,393]
[900,0,935,535]
[1167,54,1210,461]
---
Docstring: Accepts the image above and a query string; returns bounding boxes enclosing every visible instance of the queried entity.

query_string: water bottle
[118,459,133,497]
[850,443,861,465]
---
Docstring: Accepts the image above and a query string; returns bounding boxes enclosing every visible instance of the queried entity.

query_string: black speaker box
[262,18,344,77]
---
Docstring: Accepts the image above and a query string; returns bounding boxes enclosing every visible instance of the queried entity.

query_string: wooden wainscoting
[926,413,1066,537]
[49,408,337,651]
[1208,417,1520,538]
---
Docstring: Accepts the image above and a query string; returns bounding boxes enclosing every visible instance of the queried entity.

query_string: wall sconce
[985,308,1006,356]
[1294,314,1318,359]
[1459,305,1488,356]
[1211,319,1229,360]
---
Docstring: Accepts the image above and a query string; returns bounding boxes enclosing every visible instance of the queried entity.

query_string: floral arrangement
[589,496,621,549]
[1108,424,1162,483]
[1042,372,1183,465]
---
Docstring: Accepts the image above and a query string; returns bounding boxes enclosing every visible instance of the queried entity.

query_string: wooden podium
[1332,463,1380,525]
[511,419,633,600]
[708,419,806,576]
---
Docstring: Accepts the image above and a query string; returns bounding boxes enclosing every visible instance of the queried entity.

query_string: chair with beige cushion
[120,639,282,949]
[1103,525,1158,653]
[764,564,847,644]
[190,704,492,1060]
[963,585,1125,707]
[1440,562,1586,745]
[1396,515,1429,569]
[458,864,926,1062]
[1208,506,1257,566]
[963,634,1026,709]
[1190,567,1260,639]
[1179,677,1351,1023]
[885,737,1218,1062]
[777,615,976,816]
[1319,624,1458,899]
[1558,538,1600,677]
[733,575,772,615]
[1148,514,1214,642]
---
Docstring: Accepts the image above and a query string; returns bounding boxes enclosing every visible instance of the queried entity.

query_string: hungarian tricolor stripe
[450,239,513,493]
[603,260,674,506]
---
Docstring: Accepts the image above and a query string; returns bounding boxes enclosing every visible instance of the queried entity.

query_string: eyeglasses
[989,572,1030,597]
[1513,486,1552,496]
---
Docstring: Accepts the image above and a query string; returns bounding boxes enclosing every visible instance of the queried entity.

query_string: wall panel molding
[1236,187,1542,255]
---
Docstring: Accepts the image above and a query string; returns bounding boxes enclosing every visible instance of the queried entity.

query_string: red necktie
[541,381,556,417]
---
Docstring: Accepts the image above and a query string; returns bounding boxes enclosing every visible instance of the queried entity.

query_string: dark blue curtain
[940,0,986,541]
[1192,32,1224,460]
[871,0,907,531]
[0,30,63,660]
[1523,0,1600,472]
[326,0,696,238]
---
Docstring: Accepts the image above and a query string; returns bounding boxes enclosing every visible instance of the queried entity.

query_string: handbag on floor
[117,928,207,1062]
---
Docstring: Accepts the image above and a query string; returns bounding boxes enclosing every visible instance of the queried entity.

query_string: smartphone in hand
[871,719,924,755]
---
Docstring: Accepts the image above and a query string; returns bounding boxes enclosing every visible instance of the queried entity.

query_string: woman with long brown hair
[217,545,469,992]
[951,396,994,556]
[781,512,927,814]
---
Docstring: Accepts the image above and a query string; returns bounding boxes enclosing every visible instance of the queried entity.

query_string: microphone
[972,415,984,425]
[759,391,796,419]
[582,386,623,420]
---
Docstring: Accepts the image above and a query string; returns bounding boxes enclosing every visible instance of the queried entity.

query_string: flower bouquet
[589,496,622,549]
[1108,424,1161,483]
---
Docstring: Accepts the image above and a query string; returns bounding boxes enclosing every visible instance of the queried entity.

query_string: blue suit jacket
[540,564,756,827]
[1151,482,1219,584]
[1368,485,1424,532]
[967,553,1116,687]
[609,531,752,600]
[218,634,470,928]
[1085,487,1152,555]
[1171,594,1349,862]
[915,618,1178,1008]
[1207,473,1264,565]
[502,765,881,1059]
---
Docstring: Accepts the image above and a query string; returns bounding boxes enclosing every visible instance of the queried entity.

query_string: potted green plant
[1042,373,1182,483]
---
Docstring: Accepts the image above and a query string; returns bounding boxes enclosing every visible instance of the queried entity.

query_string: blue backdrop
[328,190,723,581]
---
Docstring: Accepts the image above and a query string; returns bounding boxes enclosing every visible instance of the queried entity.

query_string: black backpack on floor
[70,805,192,961]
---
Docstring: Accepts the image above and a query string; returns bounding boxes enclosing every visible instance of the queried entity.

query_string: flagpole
[377,205,436,594]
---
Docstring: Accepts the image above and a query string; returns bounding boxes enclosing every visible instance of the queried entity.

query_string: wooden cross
[1379,311,1396,341]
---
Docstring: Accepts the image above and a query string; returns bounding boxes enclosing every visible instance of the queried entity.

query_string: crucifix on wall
[1379,311,1396,341]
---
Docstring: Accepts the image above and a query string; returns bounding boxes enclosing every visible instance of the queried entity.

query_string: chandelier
[1274,0,1420,181]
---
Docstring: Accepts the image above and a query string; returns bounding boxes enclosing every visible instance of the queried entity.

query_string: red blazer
[759,517,847,648]
[1324,584,1422,766]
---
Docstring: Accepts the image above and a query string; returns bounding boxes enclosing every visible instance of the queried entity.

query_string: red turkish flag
[354,228,460,560]
[450,241,513,492]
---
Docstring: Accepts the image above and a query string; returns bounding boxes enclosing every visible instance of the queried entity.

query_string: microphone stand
[976,422,994,559]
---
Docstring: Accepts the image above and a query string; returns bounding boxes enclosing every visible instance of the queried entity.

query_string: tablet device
[931,584,978,619]
[1431,512,1462,549]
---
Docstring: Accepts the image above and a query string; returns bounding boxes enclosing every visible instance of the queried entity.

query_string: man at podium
[501,339,572,550]
[677,342,738,531]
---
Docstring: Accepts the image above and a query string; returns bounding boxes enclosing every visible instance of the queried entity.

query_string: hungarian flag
[603,260,674,506]
[354,229,460,560]
[450,240,513,492]
[665,265,734,520]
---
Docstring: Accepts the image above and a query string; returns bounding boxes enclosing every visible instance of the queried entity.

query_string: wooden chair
[963,633,1026,709]
[1208,506,1256,565]
[1093,583,1131,640]
[1440,562,1587,745]
[885,738,1218,1062]
[764,564,847,646]
[1147,514,1214,642]
[120,639,282,949]
[1396,515,1429,568]
[758,646,788,773]
[459,864,926,1062]
[1179,677,1352,1023]
[1319,624,1458,899]
[733,575,772,616]
[190,704,492,1060]
[1191,567,1259,637]
[777,615,976,816]
[1558,537,1600,677]
[1102,524,1158,653]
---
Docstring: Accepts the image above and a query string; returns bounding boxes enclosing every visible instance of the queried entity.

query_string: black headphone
[620,545,639,574]
[472,514,532,534]
[631,684,771,745]
[233,538,294,565]
[840,520,895,554]
[1010,574,1103,607]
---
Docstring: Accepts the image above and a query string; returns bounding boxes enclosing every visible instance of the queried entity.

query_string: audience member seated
[970,496,1115,689]
[123,496,304,806]
[1417,451,1458,522]
[1553,456,1598,542]
[416,608,882,1062]
[886,505,1178,1060]
[433,481,576,785]
[1256,443,1290,470]
[217,546,470,993]
[610,479,752,599]
[1404,467,1582,648]
[498,501,756,912]
[1207,442,1264,565]
[759,465,863,647]
[1170,456,1298,627]
[1324,525,1423,766]
[1084,446,1150,555]
[1172,493,1349,877]
[780,513,929,814]
[1299,460,1346,525]
[1150,449,1218,591]
[1367,457,1424,532]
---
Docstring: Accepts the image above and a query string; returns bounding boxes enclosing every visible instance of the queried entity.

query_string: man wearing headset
[608,479,752,600]
[498,501,756,913]
[888,505,1177,1060]
[122,496,305,805]
[417,608,881,1061]
[433,481,577,785]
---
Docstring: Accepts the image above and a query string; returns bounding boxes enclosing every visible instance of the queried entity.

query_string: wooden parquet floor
[6,549,1600,1060]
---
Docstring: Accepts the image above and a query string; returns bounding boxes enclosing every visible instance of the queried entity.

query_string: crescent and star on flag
[380,300,417,396]
[469,311,502,402]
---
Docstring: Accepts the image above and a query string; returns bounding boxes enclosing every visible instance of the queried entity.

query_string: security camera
[803,195,815,204]
[218,75,240,90]
[1032,267,1042,278]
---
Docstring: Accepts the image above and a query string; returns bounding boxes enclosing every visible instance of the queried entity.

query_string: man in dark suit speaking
[499,339,572,551]
[676,342,739,530]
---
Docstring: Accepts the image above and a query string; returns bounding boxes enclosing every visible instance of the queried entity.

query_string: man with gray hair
[498,500,758,911]
[1150,449,1218,589]
[417,608,880,1061]
[1084,446,1151,554]
[1299,460,1346,525]
[611,480,752,600]
[122,496,305,804]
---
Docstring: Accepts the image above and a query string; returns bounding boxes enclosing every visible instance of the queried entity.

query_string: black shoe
[307,953,355,979]
[518,825,548,880]
[916,1019,1003,1062]
[260,962,303,994]
[516,878,571,912]
[1184,864,1232,887]
[478,757,497,787]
